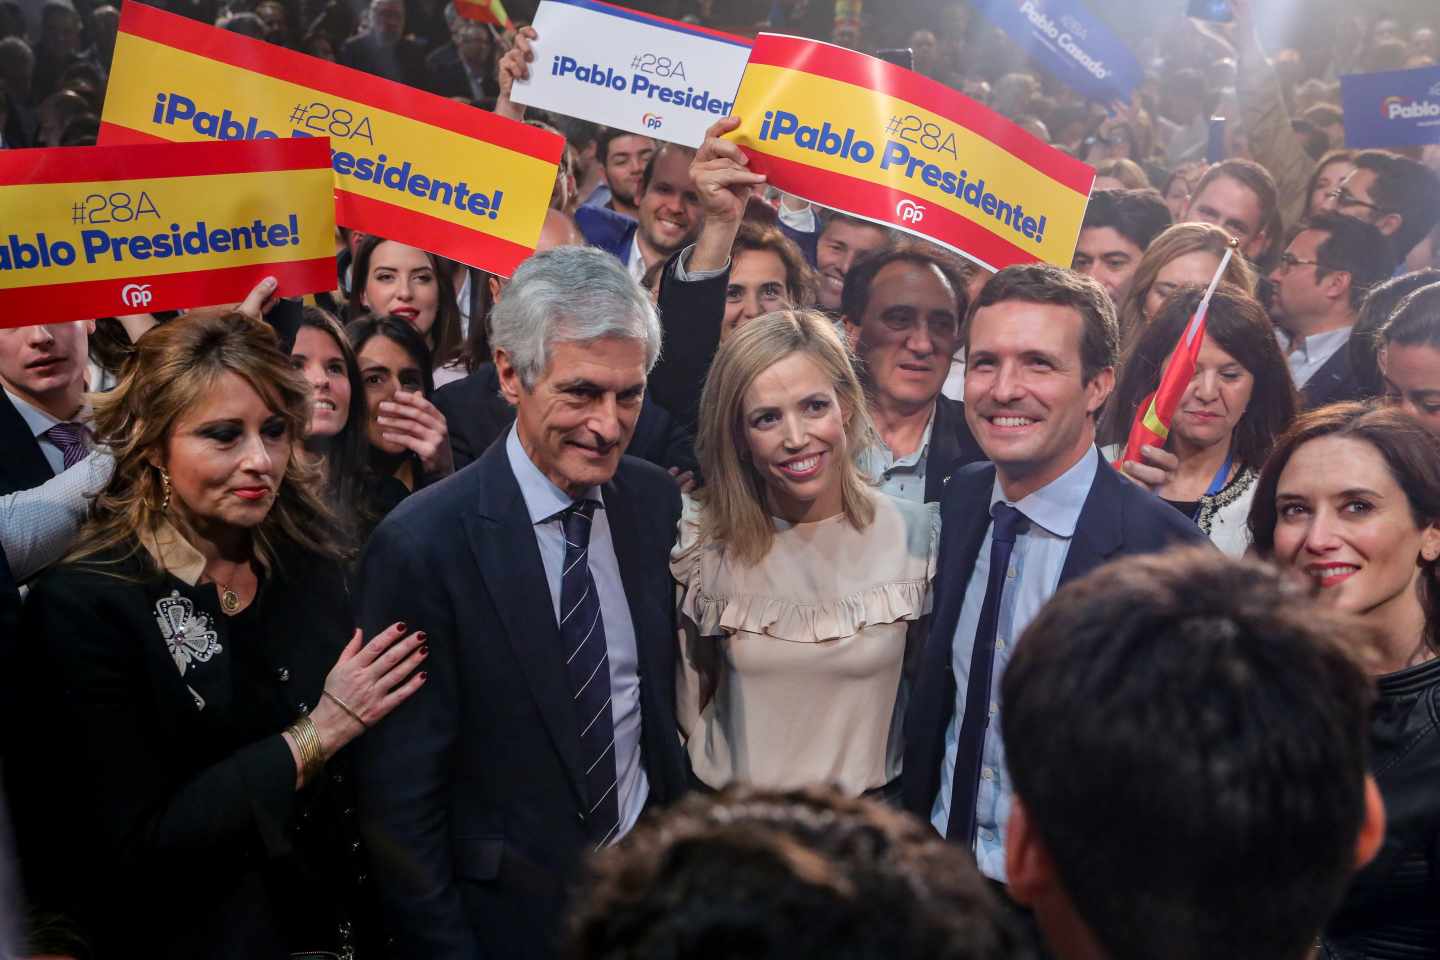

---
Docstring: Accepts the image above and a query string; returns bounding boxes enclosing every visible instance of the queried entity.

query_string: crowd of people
[2,0,1440,958]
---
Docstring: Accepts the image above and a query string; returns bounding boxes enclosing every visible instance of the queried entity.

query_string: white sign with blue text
[511,0,751,148]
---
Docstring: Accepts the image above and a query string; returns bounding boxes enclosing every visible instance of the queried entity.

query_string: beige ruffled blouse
[671,491,940,796]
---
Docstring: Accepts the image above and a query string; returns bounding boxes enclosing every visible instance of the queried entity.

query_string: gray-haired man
[353,246,690,960]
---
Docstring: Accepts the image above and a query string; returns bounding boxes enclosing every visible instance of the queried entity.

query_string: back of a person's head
[1382,278,1440,350]
[567,786,1029,960]
[1002,549,1376,960]
[1081,188,1173,252]
[1354,148,1440,256]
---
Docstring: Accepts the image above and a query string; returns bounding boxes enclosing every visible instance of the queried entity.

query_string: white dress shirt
[1276,325,1351,389]
[931,445,1099,881]
[505,427,649,841]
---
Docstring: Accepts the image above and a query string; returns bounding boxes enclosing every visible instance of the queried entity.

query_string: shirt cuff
[674,244,730,282]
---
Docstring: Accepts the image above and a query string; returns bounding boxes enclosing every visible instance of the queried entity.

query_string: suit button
[332,772,344,785]
[276,667,290,682]
[297,701,309,714]
[577,812,587,825]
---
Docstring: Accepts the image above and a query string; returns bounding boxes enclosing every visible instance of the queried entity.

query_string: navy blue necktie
[558,500,621,847]
[947,502,1029,844]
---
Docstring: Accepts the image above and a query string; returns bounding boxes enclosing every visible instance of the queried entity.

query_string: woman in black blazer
[11,311,427,959]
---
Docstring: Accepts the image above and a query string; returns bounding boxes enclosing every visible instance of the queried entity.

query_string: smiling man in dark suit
[353,246,688,960]
[903,265,1207,913]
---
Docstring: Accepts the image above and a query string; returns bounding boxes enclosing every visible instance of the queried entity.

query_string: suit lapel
[1059,459,1126,584]
[0,394,55,494]
[928,464,997,665]
[465,445,587,805]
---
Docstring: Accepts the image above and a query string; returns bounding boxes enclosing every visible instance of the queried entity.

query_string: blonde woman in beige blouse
[673,309,939,798]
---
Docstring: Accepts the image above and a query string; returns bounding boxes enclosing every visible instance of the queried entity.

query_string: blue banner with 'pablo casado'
[971,0,1140,103]
[1341,65,1440,148]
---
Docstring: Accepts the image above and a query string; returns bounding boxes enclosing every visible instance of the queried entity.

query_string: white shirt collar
[4,388,87,439]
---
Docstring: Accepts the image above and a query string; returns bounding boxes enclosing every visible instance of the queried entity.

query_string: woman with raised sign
[673,309,937,799]
[9,310,427,959]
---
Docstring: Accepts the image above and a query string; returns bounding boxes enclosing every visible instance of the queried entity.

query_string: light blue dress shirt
[930,445,1099,881]
[858,410,936,503]
[505,427,649,841]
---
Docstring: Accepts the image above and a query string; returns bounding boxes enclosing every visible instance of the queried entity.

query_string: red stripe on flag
[744,151,1042,271]
[98,121,173,146]
[335,191,536,276]
[117,3,561,163]
[0,137,330,185]
[746,34,1094,195]
[0,258,334,330]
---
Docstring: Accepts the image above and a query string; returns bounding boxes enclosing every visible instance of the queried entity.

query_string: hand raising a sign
[689,116,768,273]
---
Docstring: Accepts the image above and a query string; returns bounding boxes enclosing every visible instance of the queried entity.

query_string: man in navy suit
[1268,212,1394,409]
[903,265,1208,893]
[575,142,701,285]
[353,246,689,960]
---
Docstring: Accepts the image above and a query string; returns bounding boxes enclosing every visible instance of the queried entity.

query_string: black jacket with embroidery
[7,537,378,959]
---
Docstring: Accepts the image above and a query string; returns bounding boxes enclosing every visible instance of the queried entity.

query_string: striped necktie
[557,499,621,848]
[43,421,89,471]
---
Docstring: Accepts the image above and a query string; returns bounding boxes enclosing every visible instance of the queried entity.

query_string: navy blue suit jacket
[574,205,638,264]
[352,442,689,960]
[1301,341,1366,409]
[901,453,1211,822]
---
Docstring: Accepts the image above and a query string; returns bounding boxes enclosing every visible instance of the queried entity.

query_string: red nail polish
[417,632,427,643]
[420,645,430,656]
[396,622,406,632]
[419,672,428,680]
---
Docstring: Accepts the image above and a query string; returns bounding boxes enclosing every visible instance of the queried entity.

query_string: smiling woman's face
[363,241,440,337]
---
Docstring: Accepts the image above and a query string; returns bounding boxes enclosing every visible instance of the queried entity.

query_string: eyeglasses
[1276,252,1322,272]
[1327,188,1383,212]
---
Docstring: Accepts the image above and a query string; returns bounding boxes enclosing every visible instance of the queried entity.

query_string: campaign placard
[971,0,1140,103]
[728,34,1095,272]
[100,2,564,276]
[1341,64,1440,148]
[0,138,335,328]
[511,0,750,148]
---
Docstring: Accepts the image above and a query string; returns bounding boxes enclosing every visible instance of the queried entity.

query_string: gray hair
[491,245,662,388]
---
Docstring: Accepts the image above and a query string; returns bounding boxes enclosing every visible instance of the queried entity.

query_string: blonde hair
[1116,222,1258,347]
[695,310,876,565]
[72,311,349,571]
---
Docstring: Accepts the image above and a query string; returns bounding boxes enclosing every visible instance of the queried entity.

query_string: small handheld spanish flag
[1114,239,1238,470]
[457,0,510,28]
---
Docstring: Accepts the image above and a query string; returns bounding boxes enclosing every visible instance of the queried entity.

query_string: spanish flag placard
[0,138,334,328]
[729,34,1095,271]
[100,2,563,276]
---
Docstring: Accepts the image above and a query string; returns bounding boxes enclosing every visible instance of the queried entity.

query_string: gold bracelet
[288,715,325,783]
[323,689,367,730]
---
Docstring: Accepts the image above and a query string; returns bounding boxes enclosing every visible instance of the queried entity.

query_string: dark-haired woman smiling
[290,306,375,537]
[1250,404,1440,959]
